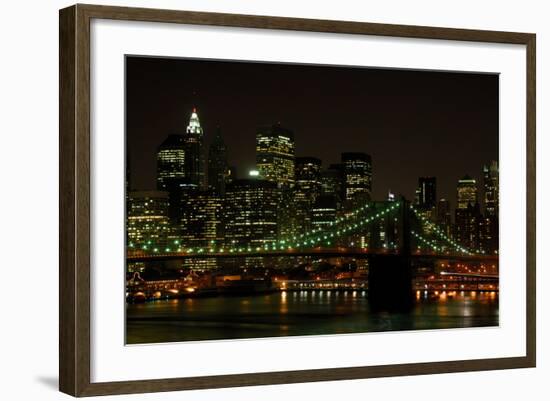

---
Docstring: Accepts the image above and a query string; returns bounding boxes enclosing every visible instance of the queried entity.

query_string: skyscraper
[342,152,372,205]
[482,161,499,253]
[184,108,206,190]
[256,124,295,186]
[417,177,436,210]
[293,157,322,231]
[320,164,345,204]
[181,190,223,247]
[224,179,279,248]
[156,134,186,192]
[416,177,437,225]
[294,157,322,196]
[455,202,482,252]
[456,175,478,209]
[207,127,228,195]
[156,134,187,233]
[127,190,170,249]
[483,161,499,217]
[455,176,481,251]
[414,187,421,206]
[436,198,452,238]
[311,195,338,231]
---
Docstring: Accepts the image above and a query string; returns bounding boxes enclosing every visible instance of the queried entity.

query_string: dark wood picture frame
[59,3,536,397]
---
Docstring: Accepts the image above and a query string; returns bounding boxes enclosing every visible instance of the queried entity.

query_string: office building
[224,179,279,247]
[483,161,499,253]
[436,198,452,238]
[256,124,295,186]
[456,175,478,209]
[418,177,436,210]
[483,160,499,217]
[342,152,372,205]
[320,164,345,204]
[207,127,228,195]
[184,108,206,190]
[156,134,186,192]
[127,190,170,249]
[311,195,338,231]
[181,190,223,247]
[293,157,322,231]
[455,176,481,251]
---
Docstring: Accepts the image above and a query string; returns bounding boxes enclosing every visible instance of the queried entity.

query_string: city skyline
[125,56,500,344]
[130,107,495,212]
[126,56,498,211]
[127,105,498,255]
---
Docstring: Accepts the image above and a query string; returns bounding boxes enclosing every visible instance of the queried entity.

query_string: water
[126,291,498,344]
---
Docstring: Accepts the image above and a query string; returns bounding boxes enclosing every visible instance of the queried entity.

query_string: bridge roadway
[127,247,498,263]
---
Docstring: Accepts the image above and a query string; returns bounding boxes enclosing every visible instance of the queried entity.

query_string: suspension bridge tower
[368,198,414,312]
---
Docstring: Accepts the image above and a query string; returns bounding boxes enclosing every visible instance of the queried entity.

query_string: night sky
[126,56,498,211]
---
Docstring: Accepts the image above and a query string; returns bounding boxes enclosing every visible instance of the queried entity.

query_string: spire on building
[186,107,203,136]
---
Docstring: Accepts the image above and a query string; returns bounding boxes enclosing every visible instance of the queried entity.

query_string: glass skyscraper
[482,161,499,253]
[256,124,295,186]
[483,161,499,217]
[156,134,186,192]
[181,190,223,247]
[293,157,322,231]
[417,177,436,210]
[455,176,481,251]
[224,179,279,248]
[456,175,478,209]
[342,152,372,205]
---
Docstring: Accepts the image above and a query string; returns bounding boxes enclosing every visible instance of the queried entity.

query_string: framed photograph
[59,4,536,397]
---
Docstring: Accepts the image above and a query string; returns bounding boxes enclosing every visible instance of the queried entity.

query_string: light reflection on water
[127,291,498,344]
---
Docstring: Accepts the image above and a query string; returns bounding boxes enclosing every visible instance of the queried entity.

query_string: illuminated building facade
[224,179,279,247]
[181,191,223,247]
[456,175,478,209]
[436,198,452,238]
[184,108,206,190]
[256,124,295,186]
[311,195,337,231]
[156,134,186,191]
[342,152,372,205]
[277,187,297,240]
[127,190,170,249]
[416,176,437,232]
[455,176,481,251]
[320,164,344,204]
[207,127,228,195]
[483,161,499,217]
[455,202,482,252]
[156,134,188,233]
[417,177,436,211]
[483,160,499,253]
[294,157,322,199]
[293,157,322,231]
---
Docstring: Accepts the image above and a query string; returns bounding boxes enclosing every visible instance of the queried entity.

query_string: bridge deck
[127,248,498,262]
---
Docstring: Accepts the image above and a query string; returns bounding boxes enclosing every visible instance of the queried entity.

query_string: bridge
[127,247,497,262]
[127,199,498,311]
[128,200,493,259]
